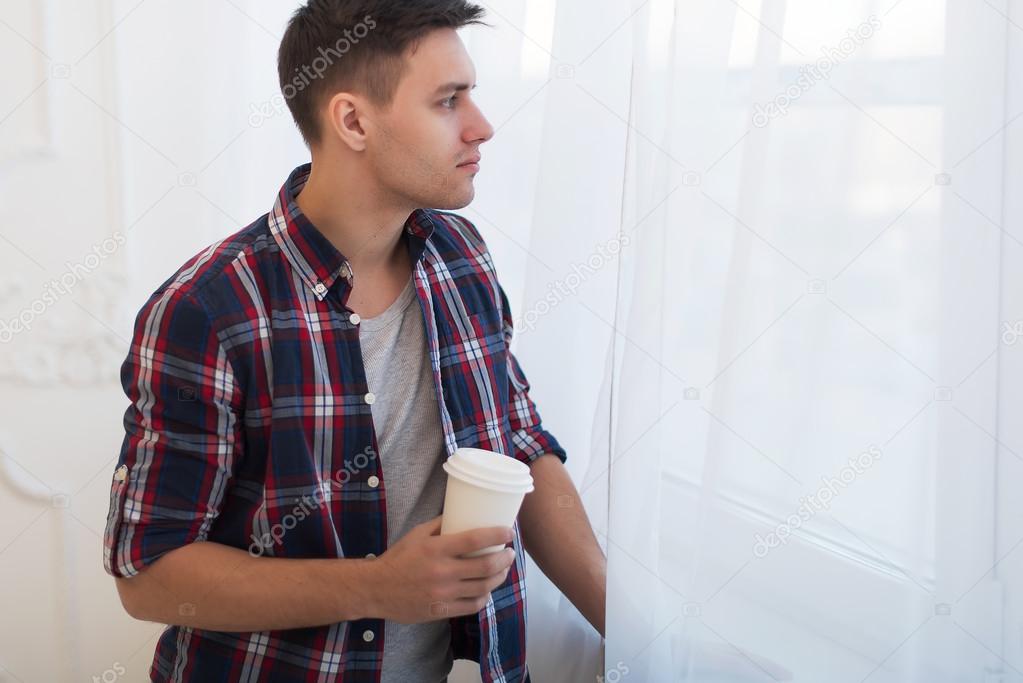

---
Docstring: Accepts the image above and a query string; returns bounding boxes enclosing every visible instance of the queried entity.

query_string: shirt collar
[269,163,436,302]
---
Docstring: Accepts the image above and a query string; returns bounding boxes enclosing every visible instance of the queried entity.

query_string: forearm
[116,540,376,632]
[518,454,606,637]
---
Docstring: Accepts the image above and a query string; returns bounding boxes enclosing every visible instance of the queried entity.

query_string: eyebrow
[433,82,477,96]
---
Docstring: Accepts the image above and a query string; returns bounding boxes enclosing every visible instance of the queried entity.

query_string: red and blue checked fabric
[103,163,566,683]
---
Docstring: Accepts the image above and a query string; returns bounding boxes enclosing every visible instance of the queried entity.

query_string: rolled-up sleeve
[103,286,242,578]
[496,282,568,467]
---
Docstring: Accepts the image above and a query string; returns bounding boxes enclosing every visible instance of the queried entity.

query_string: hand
[369,515,517,624]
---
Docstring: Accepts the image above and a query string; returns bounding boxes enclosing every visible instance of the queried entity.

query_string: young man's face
[364,28,494,211]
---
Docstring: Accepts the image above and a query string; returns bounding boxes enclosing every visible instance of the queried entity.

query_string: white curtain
[503,0,1023,680]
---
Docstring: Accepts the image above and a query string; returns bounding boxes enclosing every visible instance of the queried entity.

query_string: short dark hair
[278,0,488,146]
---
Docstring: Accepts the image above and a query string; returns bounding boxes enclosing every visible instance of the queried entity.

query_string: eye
[441,95,459,109]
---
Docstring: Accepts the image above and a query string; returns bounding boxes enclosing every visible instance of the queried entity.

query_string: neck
[295,160,414,273]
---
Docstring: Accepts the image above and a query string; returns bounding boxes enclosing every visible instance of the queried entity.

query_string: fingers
[437,594,497,619]
[439,526,513,557]
[452,571,511,600]
[419,573,506,621]
[449,548,516,580]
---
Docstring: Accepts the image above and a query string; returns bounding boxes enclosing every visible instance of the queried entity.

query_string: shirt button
[314,282,327,295]
[364,392,376,405]
[114,464,128,482]
[366,552,377,559]
[367,475,379,488]
[362,629,375,642]
[350,313,361,325]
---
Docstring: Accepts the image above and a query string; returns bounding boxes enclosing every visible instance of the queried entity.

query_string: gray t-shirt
[359,274,453,683]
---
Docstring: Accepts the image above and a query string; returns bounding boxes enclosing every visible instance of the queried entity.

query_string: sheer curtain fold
[516,0,1023,680]
[510,0,631,677]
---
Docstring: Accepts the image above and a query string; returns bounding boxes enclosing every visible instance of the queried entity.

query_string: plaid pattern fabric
[103,163,566,682]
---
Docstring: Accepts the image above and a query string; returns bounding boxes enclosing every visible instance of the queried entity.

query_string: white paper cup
[440,447,534,557]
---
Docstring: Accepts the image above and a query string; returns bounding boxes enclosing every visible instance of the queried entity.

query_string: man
[103,1,606,681]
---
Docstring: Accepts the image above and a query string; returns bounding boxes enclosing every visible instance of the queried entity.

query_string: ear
[324,91,368,152]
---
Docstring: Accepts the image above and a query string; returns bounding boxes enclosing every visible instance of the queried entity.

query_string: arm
[105,286,347,631]
[115,542,376,631]
[115,519,518,631]
[518,454,606,638]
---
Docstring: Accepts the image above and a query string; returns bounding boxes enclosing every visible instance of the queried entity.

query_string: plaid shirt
[103,163,567,683]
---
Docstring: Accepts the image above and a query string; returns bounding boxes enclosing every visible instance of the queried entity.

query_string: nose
[465,100,495,144]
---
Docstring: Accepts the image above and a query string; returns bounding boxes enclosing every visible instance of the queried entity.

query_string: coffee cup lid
[443,448,534,493]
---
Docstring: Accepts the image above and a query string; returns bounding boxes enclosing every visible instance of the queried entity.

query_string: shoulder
[131,216,269,332]
[425,209,490,258]
[421,209,510,319]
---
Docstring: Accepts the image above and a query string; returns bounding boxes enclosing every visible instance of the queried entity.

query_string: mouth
[457,155,482,169]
